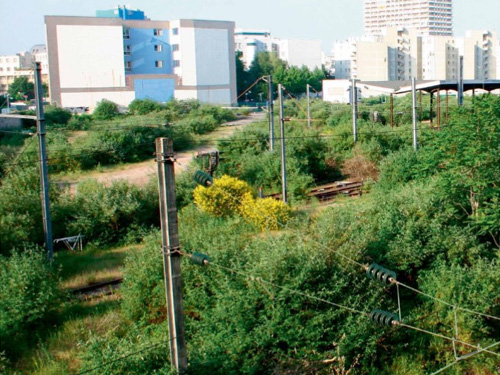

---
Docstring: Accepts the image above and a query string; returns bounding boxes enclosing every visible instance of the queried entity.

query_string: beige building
[364,0,453,37]
[421,36,458,80]
[457,30,497,80]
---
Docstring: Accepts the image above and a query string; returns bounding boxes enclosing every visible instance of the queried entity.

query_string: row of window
[124,60,180,70]
[123,28,179,39]
[123,44,179,55]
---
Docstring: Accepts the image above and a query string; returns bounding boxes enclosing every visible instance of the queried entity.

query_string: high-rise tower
[364,0,453,36]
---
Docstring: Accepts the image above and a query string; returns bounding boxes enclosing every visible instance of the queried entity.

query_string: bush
[93,99,119,120]
[67,113,93,130]
[44,105,72,127]
[241,196,291,230]
[129,98,164,115]
[0,247,61,357]
[59,179,158,246]
[193,175,253,218]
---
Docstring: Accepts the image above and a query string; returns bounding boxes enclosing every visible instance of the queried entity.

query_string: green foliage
[67,113,93,130]
[79,323,173,375]
[93,99,120,120]
[128,98,163,115]
[237,52,326,101]
[44,105,72,127]
[58,179,158,246]
[8,76,34,100]
[0,166,47,254]
[0,247,61,358]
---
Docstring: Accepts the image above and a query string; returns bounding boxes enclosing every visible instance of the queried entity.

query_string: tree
[92,99,119,120]
[7,77,34,101]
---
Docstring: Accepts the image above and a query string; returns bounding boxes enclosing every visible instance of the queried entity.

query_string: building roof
[357,80,500,94]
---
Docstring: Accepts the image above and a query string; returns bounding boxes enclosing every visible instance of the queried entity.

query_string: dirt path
[75,112,265,188]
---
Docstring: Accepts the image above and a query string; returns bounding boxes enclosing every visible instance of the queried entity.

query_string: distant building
[45,7,237,110]
[421,36,458,80]
[364,0,453,37]
[456,30,497,80]
[0,46,49,95]
[234,29,272,69]
[234,28,323,70]
[274,38,323,71]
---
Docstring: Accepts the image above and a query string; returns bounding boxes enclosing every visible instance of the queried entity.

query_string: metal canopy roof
[358,80,500,95]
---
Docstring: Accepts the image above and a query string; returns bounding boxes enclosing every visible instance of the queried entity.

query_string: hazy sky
[0,0,499,55]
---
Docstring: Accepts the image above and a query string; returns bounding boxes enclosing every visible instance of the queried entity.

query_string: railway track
[267,180,364,203]
[71,278,123,299]
[307,180,364,203]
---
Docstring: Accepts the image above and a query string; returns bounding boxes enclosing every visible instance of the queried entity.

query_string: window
[154,29,163,36]
[125,61,132,71]
[173,60,180,68]
[155,60,163,68]
[124,45,131,56]
[123,28,130,39]
[172,28,179,35]
[154,44,163,52]
[172,44,179,52]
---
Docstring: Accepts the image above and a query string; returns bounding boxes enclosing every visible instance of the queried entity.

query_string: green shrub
[79,324,172,375]
[67,113,93,130]
[129,98,164,115]
[59,179,158,246]
[44,105,72,127]
[0,247,61,357]
[93,99,120,120]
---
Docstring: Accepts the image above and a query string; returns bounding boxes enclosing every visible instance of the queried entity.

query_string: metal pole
[155,138,187,374]
[390,93,394,128]
[458,56,464,106]
[437,89,441,129]
[351,79,357,143]
[268,75,275,151]
[446,90,449,122]
[412,77,418,151]
[430,91,434,127]
[419,90,422,121]
[278,84,287,204]
[34,62,53,260]
[306,84,311,129]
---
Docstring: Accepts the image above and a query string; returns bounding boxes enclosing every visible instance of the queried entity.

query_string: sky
[0,0,499,55]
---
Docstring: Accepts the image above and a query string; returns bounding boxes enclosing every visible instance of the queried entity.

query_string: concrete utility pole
[390,93,394,128]
[351,79,358,143]
[155,138,187,374]
[34,62,53,260]
[268,75,275,151]
[411,77,418,151]
[458,56,464,106]
[306,84,311,129]
[278,84,287,204]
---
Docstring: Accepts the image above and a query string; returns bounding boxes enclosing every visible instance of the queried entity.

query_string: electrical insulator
[194,170,213,187]
[190,252,210,266]
[370,309,399,327]
[366,263,396,285]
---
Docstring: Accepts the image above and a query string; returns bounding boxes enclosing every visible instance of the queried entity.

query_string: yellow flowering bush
[241,197,291,231]
[193,175,253,217]
[194,174,291,230]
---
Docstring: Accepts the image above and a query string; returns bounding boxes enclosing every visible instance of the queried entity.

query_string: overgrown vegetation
[1,94,499,374]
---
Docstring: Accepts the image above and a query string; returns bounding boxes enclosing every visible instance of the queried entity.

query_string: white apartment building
[234,29,273,69]
[0,47,49,95]
[234,29,323,71]
[45,13,237,109]
[273,39,323,70]
[364,0,453,37]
